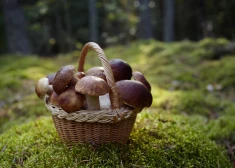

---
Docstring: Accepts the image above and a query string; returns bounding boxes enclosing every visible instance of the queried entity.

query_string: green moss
[198,38,229,50]
[0,94,50,133]
[203,104,235,141]
[0,39,235,167]
[153,90,227,117]
[0,113,231,168]
[196,38,229,60]
[199,57,235,89]
[0,55,57,91]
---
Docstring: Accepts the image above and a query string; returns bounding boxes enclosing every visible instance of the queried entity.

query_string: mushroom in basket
[116,80,152,109]
[75,76,110,110]
[132,71,151,91]
[58,86,84,113]
[35,77,53,99]
[86,66,106,81]
[53,65,75,94]
[49,91,60,106]
[109,59,132,82]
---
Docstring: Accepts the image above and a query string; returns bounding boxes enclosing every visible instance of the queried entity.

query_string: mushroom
[47,85,54,96]
[46,73,56,85]
[58,86,84,113]
[75,72,85,79]
[86,66,106,81]
[86,66,109,109]
[68,76,79,86]
[49,91,60,106]
[132,71,151,91]
[116,80,152,109]
[53,65,75,94]
[75,76,110,110]
[35,77,50,99]
[109,59,132,82]
[99,93,111,109]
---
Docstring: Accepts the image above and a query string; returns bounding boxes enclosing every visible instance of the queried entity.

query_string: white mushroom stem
[86,95,100,110]
[99,93,111,110]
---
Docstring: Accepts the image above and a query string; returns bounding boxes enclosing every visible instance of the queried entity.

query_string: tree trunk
[123,0,132,45]
[54,4,65,53]
[62,0,73,52]
[138,0,153,40]
[3,0,32,55]
[164,0,174,42]
[89,0,98,42]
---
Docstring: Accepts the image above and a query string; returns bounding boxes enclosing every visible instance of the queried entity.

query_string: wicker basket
[45,42,141,145]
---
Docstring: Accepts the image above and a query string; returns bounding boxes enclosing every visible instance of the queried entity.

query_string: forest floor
[0,38,235,167]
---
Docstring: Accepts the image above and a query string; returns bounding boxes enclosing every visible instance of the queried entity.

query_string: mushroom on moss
[116,80,152,109]
[109,59,132,81]
[53,65,75,94]
[132,71,151,91]
[75,76,110,110]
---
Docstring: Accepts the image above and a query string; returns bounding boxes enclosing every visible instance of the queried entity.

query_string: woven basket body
[52,115,136,144]
[46,42,140,145]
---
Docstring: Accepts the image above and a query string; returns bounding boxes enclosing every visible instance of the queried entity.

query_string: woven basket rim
[45,96,141,123]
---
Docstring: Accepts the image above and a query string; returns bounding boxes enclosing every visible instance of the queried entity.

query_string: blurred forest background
[1,0,235,55]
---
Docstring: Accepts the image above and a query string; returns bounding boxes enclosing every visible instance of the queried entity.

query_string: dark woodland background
[1,0,235,55]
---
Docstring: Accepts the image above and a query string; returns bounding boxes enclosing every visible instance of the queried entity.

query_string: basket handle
[78,42,119,109]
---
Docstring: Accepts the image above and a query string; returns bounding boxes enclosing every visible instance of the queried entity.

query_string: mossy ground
[0,38,235,167]
[0,114,231,167]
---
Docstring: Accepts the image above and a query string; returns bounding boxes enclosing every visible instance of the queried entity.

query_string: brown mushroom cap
[75,76,110,96]
[132,71,151,91]
[75,72,85,79]
[86,66,106,81]
[109,59,132,82]
[35,77,49,99]
[116,80,152,108]
[58,86,84,113]
[68,76,79,86]
[46,73,56,85]
[49,91,60,106]
[53,65,75,94]
[75,76,110,110]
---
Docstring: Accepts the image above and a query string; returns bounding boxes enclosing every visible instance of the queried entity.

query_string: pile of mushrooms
[35,58,152,113]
